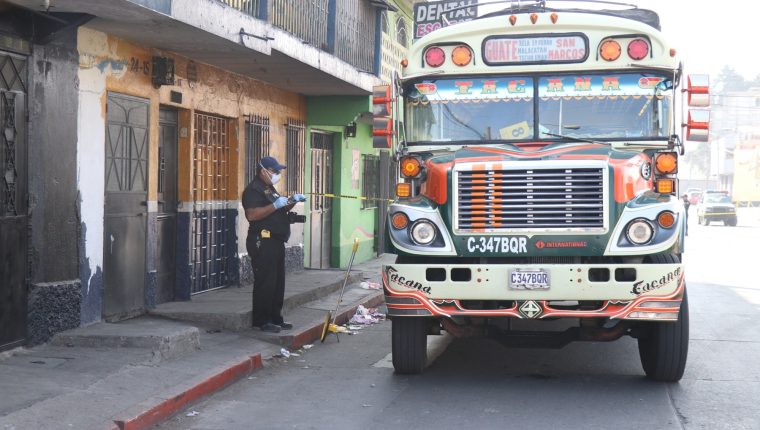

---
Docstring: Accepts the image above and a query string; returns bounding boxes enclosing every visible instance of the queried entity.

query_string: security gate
[103,93,149,319]
[156,108,178,303]
[191,113,233,293]
[0,50,28,350]
[309,131,333,269]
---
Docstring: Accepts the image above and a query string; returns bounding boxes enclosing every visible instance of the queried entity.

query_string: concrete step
[149,270,366,331]
[50,317,200,362]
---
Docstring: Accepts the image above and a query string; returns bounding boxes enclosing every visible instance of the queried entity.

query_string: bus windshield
[404,73,672,144]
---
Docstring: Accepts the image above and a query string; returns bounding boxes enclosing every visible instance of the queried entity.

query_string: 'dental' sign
[483,35,588,64]
[414,0,478,39]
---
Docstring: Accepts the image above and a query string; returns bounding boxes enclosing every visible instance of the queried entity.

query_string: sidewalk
[0,255,392,430]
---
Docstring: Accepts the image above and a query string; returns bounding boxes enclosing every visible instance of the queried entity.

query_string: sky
[467,0,760,80]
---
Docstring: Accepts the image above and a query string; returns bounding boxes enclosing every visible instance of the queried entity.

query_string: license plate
[509,269,550,290]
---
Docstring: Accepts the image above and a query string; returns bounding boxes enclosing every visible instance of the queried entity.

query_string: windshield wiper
[541,132,608,145]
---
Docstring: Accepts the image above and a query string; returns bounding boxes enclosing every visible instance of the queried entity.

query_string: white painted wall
[76,29,109,301]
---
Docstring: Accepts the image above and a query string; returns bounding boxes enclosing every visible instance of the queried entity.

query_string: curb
[111,353,263,430]
[287,291,385,349]
[112,292,384,429]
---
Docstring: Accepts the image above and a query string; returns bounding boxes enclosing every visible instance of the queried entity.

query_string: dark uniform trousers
[247,233,286,326]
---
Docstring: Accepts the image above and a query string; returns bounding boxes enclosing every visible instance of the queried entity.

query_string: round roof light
[424,46,445,68]
[451,45,473,66]
[628,38,649,60]
[599,40,621,61]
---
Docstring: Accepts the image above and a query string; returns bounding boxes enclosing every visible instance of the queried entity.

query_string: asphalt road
[160,209,760,430]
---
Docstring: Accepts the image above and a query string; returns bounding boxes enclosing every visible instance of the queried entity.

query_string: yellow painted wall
[77,26,306,203]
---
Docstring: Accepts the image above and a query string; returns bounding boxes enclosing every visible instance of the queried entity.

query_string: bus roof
[480,5,661,30]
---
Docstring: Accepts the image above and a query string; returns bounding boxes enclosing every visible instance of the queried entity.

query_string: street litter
[360,281,381,290]
[186,411,200,417]
[321,238,359,343]
[348,305,386,325]
[280,348,291,358]
[290,352,301,357]
[303,344,314,350]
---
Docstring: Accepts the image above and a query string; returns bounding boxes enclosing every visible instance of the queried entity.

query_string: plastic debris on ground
[186,411,200,417]
[279,348,291,358]
[360,281,382,290]
[303,344,314,350]
[348,305,386,326]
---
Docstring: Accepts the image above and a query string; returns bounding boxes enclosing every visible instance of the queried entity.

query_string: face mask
[261,163,281,185]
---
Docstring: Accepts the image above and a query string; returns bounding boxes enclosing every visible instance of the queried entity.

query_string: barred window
[362,154,380,209]
[285,118,306,194]
[396,16,408,47]
[245,114,270,185]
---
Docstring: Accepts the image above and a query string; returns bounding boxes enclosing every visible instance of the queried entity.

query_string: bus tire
[392,317,427,374]
[637,290,689,382]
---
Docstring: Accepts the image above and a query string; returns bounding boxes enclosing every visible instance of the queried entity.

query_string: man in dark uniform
[242,156,306,333]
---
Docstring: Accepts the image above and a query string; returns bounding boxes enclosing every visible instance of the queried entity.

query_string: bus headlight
[410,220,437,245]
[626,219,654,245]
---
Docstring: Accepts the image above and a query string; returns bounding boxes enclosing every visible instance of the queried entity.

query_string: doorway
[0,50,28,350]
[156,108,178,303]
[103,92,149,320]
[309,131,334,269]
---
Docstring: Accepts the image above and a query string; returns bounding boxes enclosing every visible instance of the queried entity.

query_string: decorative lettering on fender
[387,266,431,294]
[631,267,682,295]
[467,236,527,254]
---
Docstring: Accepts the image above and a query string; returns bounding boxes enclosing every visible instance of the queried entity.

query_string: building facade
[1,0,405,349]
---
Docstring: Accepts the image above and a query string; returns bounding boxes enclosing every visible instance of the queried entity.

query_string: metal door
[309,132,333,269]
[191,113,232,293]
[103,93,149,319]
[0,50,28,350]
[156,108,177,303]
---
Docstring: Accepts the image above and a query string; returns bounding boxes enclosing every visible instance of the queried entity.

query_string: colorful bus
[374,0,710,381]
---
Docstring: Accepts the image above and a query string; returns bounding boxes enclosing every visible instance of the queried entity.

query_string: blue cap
[260,156,286,171]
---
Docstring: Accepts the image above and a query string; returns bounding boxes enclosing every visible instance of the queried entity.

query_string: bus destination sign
[483,35,587,64]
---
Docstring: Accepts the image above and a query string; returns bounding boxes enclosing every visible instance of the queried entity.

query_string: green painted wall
[306,96,379,268]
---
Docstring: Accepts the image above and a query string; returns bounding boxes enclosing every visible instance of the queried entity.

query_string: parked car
[697,191,737,226]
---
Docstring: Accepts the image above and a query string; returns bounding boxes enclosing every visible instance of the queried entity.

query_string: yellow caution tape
[290,192,394,203]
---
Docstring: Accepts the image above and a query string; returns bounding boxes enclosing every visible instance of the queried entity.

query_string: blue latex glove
[273,196,289,209]
[293,193,307,202]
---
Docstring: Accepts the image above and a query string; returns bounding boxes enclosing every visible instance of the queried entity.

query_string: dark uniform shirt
[242,178,291,242]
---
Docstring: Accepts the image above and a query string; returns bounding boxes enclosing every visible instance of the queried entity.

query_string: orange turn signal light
[451,45,473,66]
[657,211,676,228]
[396,183,411,198]
[599,40,621,61]
[391,212,409,229]
[655,152,678,174]
[656,179,675,194]
[400,157,422,178]
[509,15,517,25]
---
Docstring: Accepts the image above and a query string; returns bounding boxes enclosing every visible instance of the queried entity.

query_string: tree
[714,66,749,93]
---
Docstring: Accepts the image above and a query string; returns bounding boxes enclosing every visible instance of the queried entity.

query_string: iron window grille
[245,114,270,185]
[361,154,380,209]
[285,118,306,194]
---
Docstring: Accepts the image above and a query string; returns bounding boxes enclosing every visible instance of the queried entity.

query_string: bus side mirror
[686,74,709,107]
[685,109,709,142]
[372,85,394,148]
